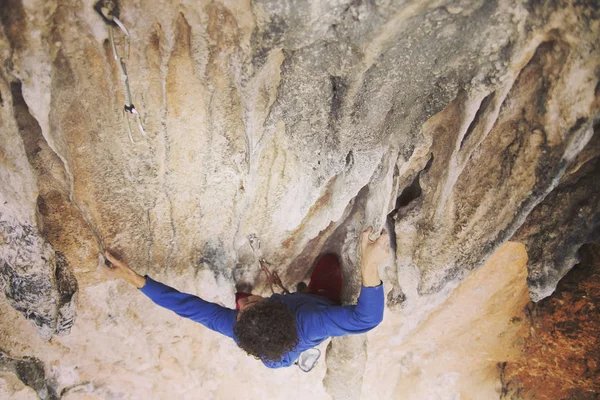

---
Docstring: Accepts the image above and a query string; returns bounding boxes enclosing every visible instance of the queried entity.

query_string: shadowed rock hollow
[0,0,598,399]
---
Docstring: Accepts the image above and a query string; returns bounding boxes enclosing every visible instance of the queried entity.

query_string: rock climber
[98,227,389,369]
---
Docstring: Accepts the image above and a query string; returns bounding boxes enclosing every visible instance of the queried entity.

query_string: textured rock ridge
[514,125,600,301]
[0,78,78,339]
[0,0,599,398]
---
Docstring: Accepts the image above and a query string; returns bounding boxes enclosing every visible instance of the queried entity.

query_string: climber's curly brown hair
[233,299,299,361]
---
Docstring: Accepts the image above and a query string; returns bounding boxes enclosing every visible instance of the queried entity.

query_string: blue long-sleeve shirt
[140,276,384,368]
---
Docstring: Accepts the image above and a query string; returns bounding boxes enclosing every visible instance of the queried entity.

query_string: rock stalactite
[0,0,598,398]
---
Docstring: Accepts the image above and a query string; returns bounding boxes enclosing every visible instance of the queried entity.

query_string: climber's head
[234,298,299,361]
[236,295,265,312]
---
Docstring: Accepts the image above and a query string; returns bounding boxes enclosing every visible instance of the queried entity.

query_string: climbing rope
[259,258,290,295]
[95,0,145,143]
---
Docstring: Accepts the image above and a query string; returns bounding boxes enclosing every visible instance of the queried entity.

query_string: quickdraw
[95,0,145,143]
[259,258,290,295]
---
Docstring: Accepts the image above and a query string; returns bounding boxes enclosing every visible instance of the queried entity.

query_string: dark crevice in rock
[460,91,494,150]
[10,79,69,193]
[0,350,58,400]
[0,0,26,52]
[11,81,43,165]
[329,75,347,128]
[395,171,423,209]
[346,150,354,168]
[392,154,433,216]
[423,152,434,172]
[567,116,587,136]
[344,150,354,170]
[59,381,98,397]
[386,210,397,254]
[54,252,78,335]
[292,182,366,283]
[385,154,433,306]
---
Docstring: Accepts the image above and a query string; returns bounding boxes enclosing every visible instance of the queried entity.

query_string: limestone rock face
[0,0,599,398]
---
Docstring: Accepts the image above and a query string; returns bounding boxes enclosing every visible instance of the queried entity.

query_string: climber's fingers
[97,253,119,279]
[105,250,129,270]
[361,227,390,259]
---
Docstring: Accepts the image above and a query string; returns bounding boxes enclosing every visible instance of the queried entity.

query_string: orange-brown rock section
[500,243,600,400]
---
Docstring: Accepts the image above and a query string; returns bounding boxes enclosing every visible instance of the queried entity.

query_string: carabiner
[95,0,145,143]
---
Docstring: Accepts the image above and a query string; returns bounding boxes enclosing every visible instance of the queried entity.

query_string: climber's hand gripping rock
[360,227,390,287]
[98,251,147,288]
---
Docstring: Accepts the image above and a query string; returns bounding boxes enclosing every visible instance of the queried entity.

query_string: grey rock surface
[514,127,600,301]
[0,0,599,398]
[0,350,58,399]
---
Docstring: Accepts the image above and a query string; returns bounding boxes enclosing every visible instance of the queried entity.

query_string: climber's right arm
[99,251,236,338]
[139,276,237,338]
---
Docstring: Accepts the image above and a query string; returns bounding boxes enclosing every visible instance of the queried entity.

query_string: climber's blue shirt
[140,276,384,369]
